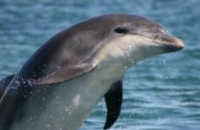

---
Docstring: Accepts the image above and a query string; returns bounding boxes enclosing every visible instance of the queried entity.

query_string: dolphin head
[93,14,184,65]
[78,14,184,66]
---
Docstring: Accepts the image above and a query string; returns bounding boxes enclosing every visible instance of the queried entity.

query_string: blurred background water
[0,0,199,130]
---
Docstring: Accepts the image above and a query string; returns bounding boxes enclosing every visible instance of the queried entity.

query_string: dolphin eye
[114,27,129,34]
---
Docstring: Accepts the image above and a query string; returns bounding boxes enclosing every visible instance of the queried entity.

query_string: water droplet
[42,97,46,101]
[45,124,50,128]
[56,95,60,99]
[124,66,128,69]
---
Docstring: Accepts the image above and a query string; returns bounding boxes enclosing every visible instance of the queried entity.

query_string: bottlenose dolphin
[0,14,184,130]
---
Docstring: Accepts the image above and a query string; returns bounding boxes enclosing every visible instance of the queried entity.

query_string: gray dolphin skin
[0,14,184,130]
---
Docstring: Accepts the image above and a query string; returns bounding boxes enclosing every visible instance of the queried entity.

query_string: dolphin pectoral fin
[33,63,97,85]
[0,74,15,97]
[104,80,123,130]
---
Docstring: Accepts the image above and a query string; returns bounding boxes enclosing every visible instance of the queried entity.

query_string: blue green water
[0,0,199,130]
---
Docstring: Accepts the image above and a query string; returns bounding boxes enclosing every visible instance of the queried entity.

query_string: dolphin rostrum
[0,14,184,130]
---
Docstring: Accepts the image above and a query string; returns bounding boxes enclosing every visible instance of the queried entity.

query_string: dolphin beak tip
[162,36,185,52]
[174,38,184,50]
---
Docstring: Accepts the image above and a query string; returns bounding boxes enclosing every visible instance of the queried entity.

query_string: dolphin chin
[0,14,184,130]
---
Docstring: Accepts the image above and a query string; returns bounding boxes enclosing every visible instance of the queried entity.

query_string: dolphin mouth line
[136,33,184,51]
[129,32,183,45]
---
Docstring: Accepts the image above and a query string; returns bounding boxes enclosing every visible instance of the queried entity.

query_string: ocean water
[0,0,199,130]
